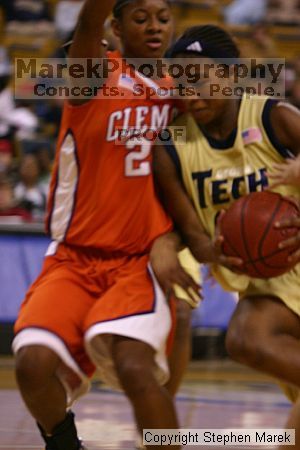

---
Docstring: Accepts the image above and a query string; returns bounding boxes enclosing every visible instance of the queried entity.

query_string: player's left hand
[150,236,202,304]
[214,211,244,273]
[275,216,300,263]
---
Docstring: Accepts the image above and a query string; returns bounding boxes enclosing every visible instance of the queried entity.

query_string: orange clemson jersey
[46,51,175,253]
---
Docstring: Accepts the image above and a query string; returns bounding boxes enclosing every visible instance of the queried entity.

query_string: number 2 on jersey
[125,138,151,177]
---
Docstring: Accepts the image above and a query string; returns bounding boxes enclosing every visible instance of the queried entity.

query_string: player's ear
[111,18,122,39]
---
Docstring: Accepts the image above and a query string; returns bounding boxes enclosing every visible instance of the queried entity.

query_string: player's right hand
[275,216,300,263]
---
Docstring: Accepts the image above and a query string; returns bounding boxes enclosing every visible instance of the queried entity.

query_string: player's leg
[84,255,180,449]
[89,334,179,449]
[102,335,179,433]
[225,295,300,387]
[15,345,66,432]
[165,249,200,397]
[226,296,300,448]
[132,298,191,449]
[279,397,300,450]
[165,298,192,397]
[16,346,85,449]
[13,246,95,450]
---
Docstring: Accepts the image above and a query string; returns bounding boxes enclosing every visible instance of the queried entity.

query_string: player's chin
[141,45,166,59]
[191,109,213,125]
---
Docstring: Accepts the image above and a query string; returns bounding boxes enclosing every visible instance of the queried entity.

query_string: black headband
[113,0,170,18]
[113,0,135,17]
[166,38,237,62]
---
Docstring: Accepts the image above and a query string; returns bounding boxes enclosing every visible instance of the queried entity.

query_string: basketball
[220,191,300,278]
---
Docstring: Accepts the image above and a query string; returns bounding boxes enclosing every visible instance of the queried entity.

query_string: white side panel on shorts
[50,132,78,241]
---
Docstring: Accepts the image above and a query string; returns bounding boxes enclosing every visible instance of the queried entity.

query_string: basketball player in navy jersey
[153,25,300,449]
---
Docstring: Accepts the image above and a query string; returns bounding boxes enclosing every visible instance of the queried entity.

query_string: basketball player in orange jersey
[12,1,200,449]
[153,25,300,449]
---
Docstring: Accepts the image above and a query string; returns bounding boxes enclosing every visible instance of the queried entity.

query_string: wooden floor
[0,358,291,450]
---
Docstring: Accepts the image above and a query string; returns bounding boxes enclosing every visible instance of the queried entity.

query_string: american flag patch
[242,127,263,145]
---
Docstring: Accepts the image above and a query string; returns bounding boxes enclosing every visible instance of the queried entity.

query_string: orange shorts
[13,242,173,402]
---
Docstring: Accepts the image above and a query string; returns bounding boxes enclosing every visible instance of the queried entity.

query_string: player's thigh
[111,335,156,377]
[174,299,192,332]
[92,335,159,395]
[167,298,191,353]
[14,255,96,375]
[227,295,300,350]
[84,255,172,389]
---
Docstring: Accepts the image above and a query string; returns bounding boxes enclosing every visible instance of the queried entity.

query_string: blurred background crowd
[0,0,299,224]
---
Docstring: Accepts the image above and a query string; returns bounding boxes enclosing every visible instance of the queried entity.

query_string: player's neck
[201,99,241,141]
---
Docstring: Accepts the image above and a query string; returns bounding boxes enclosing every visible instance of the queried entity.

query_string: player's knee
[15,346,59,392]
[226,326,264,368]
[174,300,191,340]
[114,356,156,397]
[225,325,244,361]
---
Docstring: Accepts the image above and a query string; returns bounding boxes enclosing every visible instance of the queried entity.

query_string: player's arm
[267,103,300,260]
[153,144,243,270]
[68,0,113,59]
[67,0,114,105]
[268,103,300,187]
[150,231,201,307]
